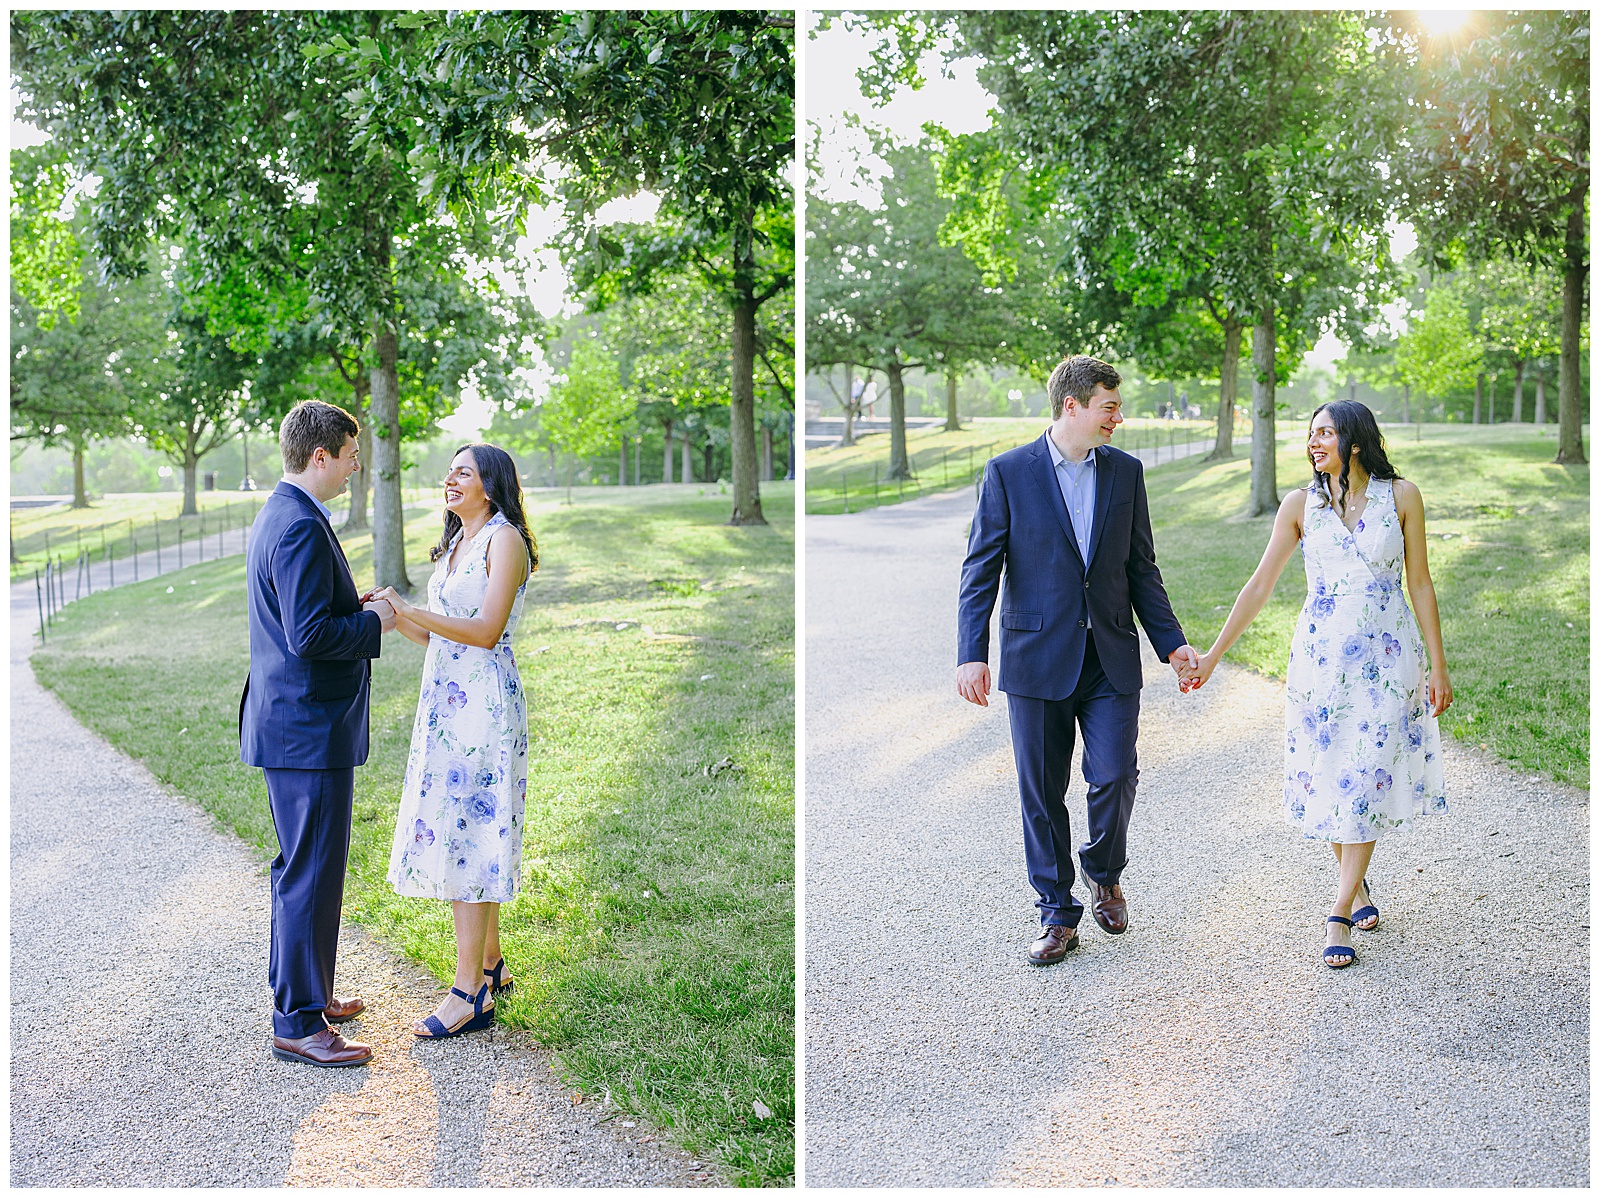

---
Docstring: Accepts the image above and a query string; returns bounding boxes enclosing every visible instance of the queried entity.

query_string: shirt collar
[1047,433,1096,470]
[283,478,334,524]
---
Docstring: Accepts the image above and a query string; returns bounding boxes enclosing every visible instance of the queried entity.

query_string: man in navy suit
[958,356,1200,964]
[241,400,396,1065]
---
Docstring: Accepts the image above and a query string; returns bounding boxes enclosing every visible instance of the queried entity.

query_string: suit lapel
[1085,446,1118,570]
[1029,434,1085,570]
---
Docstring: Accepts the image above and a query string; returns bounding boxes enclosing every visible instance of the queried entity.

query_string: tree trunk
[1473,373,1483,424]
[838,364,857,447]
[1556,206,1587,464]
[565,454,574,504]
[342,370,371,532]
[182,423,200,517]
[1535,372,1548,425]
[704,439,715,483]
[1401,383,1411,424]
[71,439,89,509]
[618,438,627,486]
[1207,319,1241,461]
[761,425,774,482]
[944,368,961,432]
[1512,359,1525,423]
[1248,308,1278,517]
[661,419,674,483]
[681,434,692,484]
[885,358,911,480]
[1488,372,1497,424]
[728,286,765,524]
[369,320,411,593]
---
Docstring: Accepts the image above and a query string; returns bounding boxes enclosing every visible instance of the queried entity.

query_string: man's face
[1064,385,1124,443]
[315,435,361,495]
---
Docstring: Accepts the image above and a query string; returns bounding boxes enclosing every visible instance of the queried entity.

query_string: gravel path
[10,579,714,1187]
[804,486,1589,1187]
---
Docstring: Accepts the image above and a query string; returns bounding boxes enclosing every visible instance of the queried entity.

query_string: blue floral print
[389,512,530,901]
[1284,478,1447,841]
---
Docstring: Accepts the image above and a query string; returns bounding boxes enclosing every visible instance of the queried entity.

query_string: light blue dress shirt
[283,478,334,524]
[1047,434,1097,628]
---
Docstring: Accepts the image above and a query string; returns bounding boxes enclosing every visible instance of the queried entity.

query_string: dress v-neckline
[445,515,495,580]
[1331,481,1375,537]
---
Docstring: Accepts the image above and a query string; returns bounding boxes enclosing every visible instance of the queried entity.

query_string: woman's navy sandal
[485,957,515,998]
[414,982,495,1039]
[1351,880,1380,931]
[1323,916,1358,969]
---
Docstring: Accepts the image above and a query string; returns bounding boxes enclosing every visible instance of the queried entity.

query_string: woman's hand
[372,585,413,617]
[1182,649,1219,693]
[1428,667,1453,718]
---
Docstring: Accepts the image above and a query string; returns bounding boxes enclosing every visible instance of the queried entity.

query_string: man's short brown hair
[1046,355,1122,420]
[279,400,359,474]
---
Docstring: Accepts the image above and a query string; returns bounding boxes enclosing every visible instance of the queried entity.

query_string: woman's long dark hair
[1308,400,1401,514]
[429,443,539,574]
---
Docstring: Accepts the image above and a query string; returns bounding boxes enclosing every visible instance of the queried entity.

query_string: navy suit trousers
[1006,639,1140,927]
[264,767,355,1038]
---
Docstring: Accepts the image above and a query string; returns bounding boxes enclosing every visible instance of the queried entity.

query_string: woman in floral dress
[373,443,536,1036]
[1188,401,1451,969]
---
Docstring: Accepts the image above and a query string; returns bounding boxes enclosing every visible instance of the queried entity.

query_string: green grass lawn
[804,416,1223,514]
[30,481,796,1185]
[1143,423,1588,787]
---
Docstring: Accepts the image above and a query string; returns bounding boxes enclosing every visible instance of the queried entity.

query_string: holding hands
[1168,645,1202,692]
[368,585,412,618]
[359,589,398,633]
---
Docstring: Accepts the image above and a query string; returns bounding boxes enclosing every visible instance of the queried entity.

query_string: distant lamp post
[785,410,796,481]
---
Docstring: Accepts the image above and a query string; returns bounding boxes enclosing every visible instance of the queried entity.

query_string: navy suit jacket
[958,435,1187,699]
[240,482,383,769]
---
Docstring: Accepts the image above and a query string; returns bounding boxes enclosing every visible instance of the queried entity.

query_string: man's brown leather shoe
[272,1027,372,1068]
[1027,924,1080,965]
[323,996,365,1024]
[1087,879,1128,934]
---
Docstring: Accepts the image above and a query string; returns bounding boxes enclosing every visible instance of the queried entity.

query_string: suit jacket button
[1077,620,1086,628]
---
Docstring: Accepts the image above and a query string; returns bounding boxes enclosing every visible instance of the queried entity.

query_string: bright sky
[807,13,992,206]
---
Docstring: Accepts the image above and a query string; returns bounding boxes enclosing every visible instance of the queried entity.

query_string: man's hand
[1168,644,1201,692]
[957,661,992,707]
[363,597,397,633]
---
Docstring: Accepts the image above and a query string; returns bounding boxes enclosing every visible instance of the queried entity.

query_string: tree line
[807,10,1588,505]
[11,10,794,589]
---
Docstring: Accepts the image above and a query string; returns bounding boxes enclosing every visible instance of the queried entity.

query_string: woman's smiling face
[444,450,488,516]
[1308,412,1344,475]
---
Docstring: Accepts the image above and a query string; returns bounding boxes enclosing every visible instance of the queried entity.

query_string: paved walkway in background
[10,572,714,1185]
[804,487,1589,1187]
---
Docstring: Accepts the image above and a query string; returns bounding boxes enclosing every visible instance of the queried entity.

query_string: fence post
[44,559,53,623]
[36,570,45,644]
[57,554,66,611]
[108,546,115,588]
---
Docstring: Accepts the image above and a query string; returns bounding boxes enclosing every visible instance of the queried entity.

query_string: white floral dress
[1284,478,1447,842]
[388,512,529,901]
